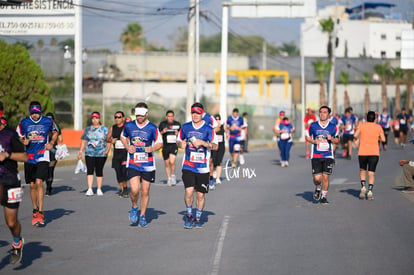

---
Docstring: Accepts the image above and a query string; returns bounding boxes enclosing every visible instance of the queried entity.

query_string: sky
[1,0,413,51]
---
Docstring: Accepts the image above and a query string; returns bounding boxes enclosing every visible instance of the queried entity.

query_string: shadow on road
[0,241,52,271]
[44,208,75,225]
[51,185,75,195]
[339,188,360,199]
[271,160,281,166]
[296,191,317,203]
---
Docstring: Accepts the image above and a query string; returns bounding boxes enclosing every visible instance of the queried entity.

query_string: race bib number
[8,187,23,203]
[190,152,205,163]
[345,123,352,131]
[233,144,241,151]
[217,135,223,142]
[317,140,330,151]
[134,152,148,163]
[166,134,177,143]
[280,132,290,140]
[114,140,125,149]
[400,119,406,125]
[395,124,400,130]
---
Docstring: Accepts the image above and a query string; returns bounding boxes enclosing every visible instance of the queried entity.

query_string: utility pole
[186,0,196,120]
[74,0,83,130]
[328,1,339,113]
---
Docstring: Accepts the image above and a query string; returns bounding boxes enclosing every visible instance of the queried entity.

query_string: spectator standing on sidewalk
[78,111,110,197]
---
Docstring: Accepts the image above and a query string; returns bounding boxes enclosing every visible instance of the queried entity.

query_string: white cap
[135,107,148,116]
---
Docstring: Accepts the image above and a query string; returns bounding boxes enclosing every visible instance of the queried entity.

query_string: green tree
[58,38,75,51]
[50,37,58,49]
[14,41,34,50]
[362,72,371,115]
[312,60,331,106]
[390,67,405,113]
[319,17,336,111]
[340,71,350,109]
[37,39,44,50]
[0,41,53,126]
[278,42,299,56]
[374,62,390,109]
[170,26,188,52]
[120,22,144,52]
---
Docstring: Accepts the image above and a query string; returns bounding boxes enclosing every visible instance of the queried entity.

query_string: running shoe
[239,154,245,165]
[281,161,285,167]
[285,161,289,167]
[32,209,39,226]
[85,188,94,196]
[139,215,148,227]
[313,186,322,201]
[213,170,217,178]
[209,179,215,190]
[129,207,138,224]
[167,177,172,187]
[231,162,237,169]
[320,197,329,204]
[122,189,129,198]
[171,174,177,186]
[97,189,103,196]
[184,215,193,229]
[216,178,222,184]
[38,211,45,225]
[359,186,367,199]
[194,218,202,229]
[367,191,374,200]
[10,238,24,264]
[45,189,52,197]
[342,151,347,157]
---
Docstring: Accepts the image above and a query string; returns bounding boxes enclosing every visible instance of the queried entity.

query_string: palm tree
[120,22,144,52]
[406,70,413,112]
[37,39,44,50]
[374,62,390,110]
[340,71,350,111]
[50,37,58,49]
[390,67,405,113]
[362,73,371,115]
[312,60,331,106]
[278,42,300,56]
[319,17,337,111]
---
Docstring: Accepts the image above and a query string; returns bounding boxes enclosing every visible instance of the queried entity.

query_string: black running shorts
[311,158,335,175]
[24,161,49,184]
[358,155,379,172]
[182,170,209,194]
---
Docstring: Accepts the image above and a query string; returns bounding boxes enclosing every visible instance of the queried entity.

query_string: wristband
[6,150,11,159]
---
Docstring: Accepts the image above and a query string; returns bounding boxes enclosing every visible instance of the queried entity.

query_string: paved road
[1,143,414,274]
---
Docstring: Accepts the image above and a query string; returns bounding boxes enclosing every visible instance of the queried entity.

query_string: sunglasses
[114,116,123,119]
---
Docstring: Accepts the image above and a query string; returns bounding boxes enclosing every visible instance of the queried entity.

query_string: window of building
[396,51,401,58]
[381,51,386,59]
[396,35,401,40]
[381,34,387,40]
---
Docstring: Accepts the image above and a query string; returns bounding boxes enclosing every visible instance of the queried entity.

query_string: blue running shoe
[209,179,215,190]
[139,215,148,227]
[184,215,193,229]
[129,207,138,224]
[194,218,202,229]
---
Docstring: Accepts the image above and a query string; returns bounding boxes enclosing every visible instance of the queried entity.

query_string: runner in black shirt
[158,110,181,186]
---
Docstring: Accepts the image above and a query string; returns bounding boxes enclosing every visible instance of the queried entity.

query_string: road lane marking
[211,215,230,275]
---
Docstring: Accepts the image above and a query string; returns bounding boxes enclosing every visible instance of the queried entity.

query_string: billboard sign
[0,0,74,14]
[230,0,316,18]
[0,16,75,35]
